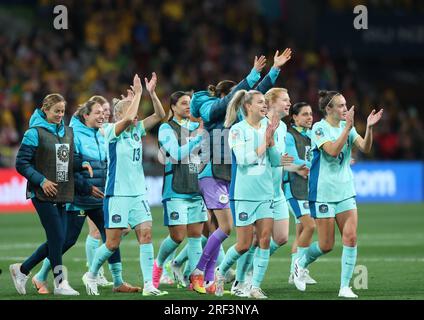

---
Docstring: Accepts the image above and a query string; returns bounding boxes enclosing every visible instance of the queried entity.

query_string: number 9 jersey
[309,119,359,203]
[103,121,147,196]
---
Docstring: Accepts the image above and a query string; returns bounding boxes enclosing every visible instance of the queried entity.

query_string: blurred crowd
[0,0,423,169]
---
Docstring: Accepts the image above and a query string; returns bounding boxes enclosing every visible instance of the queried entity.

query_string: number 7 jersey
[309,119,359,203]
[103,121,147,196]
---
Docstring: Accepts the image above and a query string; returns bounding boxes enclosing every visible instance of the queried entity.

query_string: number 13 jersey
[103,121,147,196]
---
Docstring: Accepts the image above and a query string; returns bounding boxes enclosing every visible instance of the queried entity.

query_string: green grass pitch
[0,204,423,300]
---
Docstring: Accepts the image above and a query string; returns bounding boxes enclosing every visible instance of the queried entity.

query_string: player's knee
[90,230,101,240]
[274,235,288,246]
[236,245,249,255]
[258,236,271,248]
[121,228,131,238]
[140,229,152,243]
[170,233,184,244]
[320,243,334,253]
[105,241,120,251]
[220,225,232,236]
[343,233,357,246]
[303,222,315,235]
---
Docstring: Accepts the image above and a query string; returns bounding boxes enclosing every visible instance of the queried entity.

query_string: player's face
[328,95,347,121]
[45,102,65,124]
[272,91,291,117]
[293,106,313,129]
[247,93,267,119]
[173,95,191,119]
[102,103,111,123]
[84,103,104,129]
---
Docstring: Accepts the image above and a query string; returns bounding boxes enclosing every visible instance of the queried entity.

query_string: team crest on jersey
[170,211,179,220]
[319,204,329,213]
[315,128,324,138]
[133,133,140,141]
[239,212,248,221]
[112,214,122,223]
[303,202,309,209]
[219,194,229,204]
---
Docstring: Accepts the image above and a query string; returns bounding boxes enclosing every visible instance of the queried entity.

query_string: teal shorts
[104,195,152,229]
[288,199,311,224]
[163,198,208,226]
[272,198,289,221]
[310,197,357,219]
[231,200,274,227]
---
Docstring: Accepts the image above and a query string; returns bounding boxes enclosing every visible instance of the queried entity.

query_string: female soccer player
[283,102,317,286]
[83,95,112,287]
[215,90,281,299]
[189,49,292,293]
[32,100,140,294]
[10,93,91,295]
[293,91,383,298]
[152,91,207,289]
[83,73,167,296]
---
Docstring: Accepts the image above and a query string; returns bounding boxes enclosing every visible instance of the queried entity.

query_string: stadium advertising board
[0,162,422,213]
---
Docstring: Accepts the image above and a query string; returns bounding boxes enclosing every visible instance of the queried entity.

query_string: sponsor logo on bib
[319,204,329,213]
[239,212,248,221]
[112,214,122,223]
[219,194,229,204]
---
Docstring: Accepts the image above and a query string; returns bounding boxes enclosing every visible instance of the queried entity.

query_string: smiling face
[270,91,291,117]
[101,102,111,123]
[246,93,267,120]
[326,94,347,122]
[293,105,313,129]
[44,102,65,124]
[84,103,104,129]
[171,95,191,119]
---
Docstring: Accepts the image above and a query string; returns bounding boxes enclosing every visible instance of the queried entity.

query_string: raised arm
[255,48,292,93]
[321,106,354,157]
[114,74,143,137]
[142,72,167,131]
[354,109,384,153]
[158,123,203,162]
[203,56,266,123]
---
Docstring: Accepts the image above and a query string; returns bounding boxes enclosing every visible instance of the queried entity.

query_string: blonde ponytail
[224,90,247,128]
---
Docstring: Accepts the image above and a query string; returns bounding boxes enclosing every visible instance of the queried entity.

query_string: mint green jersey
[104,121,147,196]
[309,119,359,202]
[270,119,287,201]
[229,119,281,201]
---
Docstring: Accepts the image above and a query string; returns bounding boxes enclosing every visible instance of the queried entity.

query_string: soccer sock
[85,235,100,269]
[290,252,297,274]
[173,243,188,266]
[108,262,124,287]
[140,243,154,284]
[187,237,203,276]
[204,245,221,282]
[196,228,228,271]
[251,248,270,288]
[236,245,255,282]
[89,244,114,276]
[216,245,226,266]
[298,241,324,269]
[156,236,179,267]
[269,238,280,256]
[35,258,51,282]
[218,244,241,276]
[341,245,357,288]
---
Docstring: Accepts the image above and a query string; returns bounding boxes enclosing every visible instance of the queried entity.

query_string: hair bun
[318,90,329,98]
